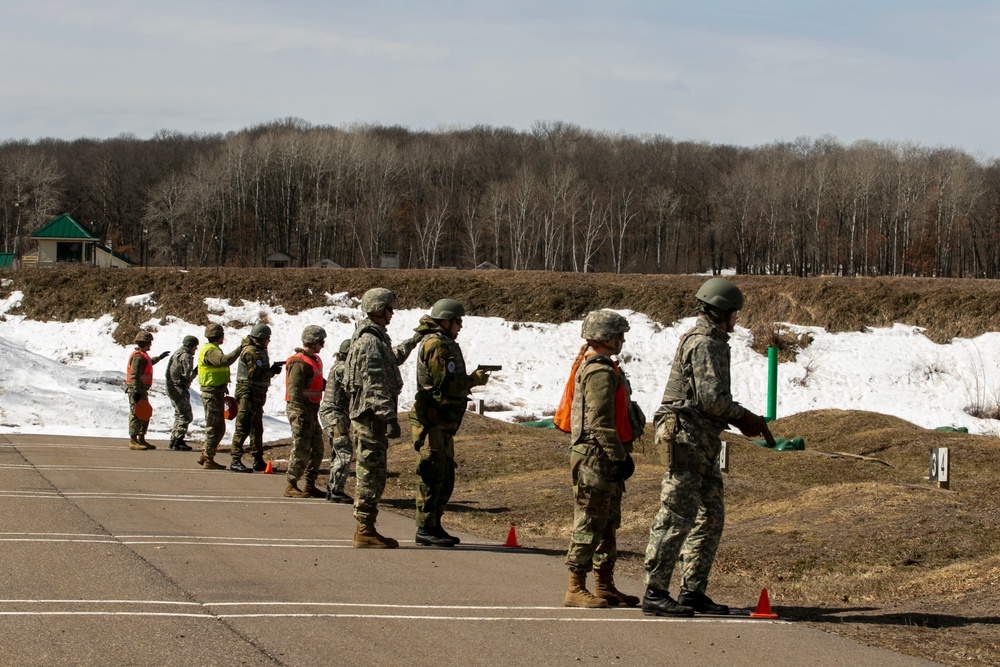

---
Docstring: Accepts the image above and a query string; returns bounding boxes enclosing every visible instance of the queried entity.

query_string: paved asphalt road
[0,433,941,667]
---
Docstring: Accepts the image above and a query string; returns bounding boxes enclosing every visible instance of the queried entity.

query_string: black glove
[270,362,284,375]
[156,351,170,362]
[611,454,635,482]
[386,417,401,439]
[732,411,766,437]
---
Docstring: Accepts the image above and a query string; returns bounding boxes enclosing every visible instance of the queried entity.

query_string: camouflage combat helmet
[301,325,327,344]
[134,330,153,344]
[250,323,271,340]
[204,323,224,341]
[695,277,744,312]
[581,310,630,341]
[429,298,465,320]
[361,288,396,314]
[182,335,198,348]
[338,338,352,355]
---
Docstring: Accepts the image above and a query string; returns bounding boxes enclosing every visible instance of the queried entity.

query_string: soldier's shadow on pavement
[381,498,511,514]
[782,606,1000,628]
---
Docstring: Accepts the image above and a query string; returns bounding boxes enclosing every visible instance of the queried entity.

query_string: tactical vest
[416,332,466,395]
[285,353,324,403]
[236,343,271,387]
[198,344,230,388]
[126,350,153,386]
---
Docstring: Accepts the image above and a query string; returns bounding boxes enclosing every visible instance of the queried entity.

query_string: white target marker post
[929,447,950,490]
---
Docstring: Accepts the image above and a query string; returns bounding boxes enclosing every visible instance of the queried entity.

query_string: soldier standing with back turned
[126,330,169,450]
[197,323,241,470]
[642,277,769,617]
[321,339,354,504]
[344,288,421,548]
[166,335,198,451]
[409,299,490,547]
[230,323,283,472]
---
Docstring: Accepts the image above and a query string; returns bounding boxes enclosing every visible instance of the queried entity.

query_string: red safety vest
[125,350,153,386]
[285,353,324,403]
[554,352,632,442]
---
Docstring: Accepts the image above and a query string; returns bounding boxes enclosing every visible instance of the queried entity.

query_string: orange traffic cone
[504,524,521,548]
[750,588,778,619]
[262,460,275,474]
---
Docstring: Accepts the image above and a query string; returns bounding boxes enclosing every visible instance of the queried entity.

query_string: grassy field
[5,266,1000,664]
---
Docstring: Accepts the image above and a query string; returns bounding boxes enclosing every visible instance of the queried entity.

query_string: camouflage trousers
[127,391,149,439]
[352,413,389,525]
[167,387,193,440]
[414,426,455,529]
[325,417,353,493]
[644,468,725,594]
[285,405,324,484]
[565,444,623,573]
[201,388,227,458]
[231,390,267,457]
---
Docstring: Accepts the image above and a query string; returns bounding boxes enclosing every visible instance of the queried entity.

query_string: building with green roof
[25,214,136,268]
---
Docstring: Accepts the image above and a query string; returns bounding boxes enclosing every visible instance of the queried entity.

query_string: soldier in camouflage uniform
[283,325,327,498]
[561,311,642,608]
[230,323,284,473]
[197,323,241,470]
[320,339,354,504]
[166,335,198,451]
[409,299,490,547]
[345,288,421,548]
[125,330,169,450]
[642,278,768,617]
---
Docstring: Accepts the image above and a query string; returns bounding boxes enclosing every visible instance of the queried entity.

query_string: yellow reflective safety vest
[198,343,230,388]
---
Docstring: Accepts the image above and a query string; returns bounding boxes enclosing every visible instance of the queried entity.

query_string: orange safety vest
[285,352,324,403]
[125,350,153,386]
[554,352,633,443]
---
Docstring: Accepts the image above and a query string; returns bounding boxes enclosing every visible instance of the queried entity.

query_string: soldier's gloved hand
[386,417,401,439]
[156,351,170,362]
[270,362,283,375]
[732,411,766,437]
[610,454,635,482]
[471,369,490,386]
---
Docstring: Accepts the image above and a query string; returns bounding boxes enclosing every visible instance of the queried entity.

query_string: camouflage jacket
[235,336,275,393]
[410,315,482,430]
[319,360,348,430]
[165,346,197,393]
[570,353,631,462]
[656,314,746,440]
[286,348,322,413]
[344,319,420,421]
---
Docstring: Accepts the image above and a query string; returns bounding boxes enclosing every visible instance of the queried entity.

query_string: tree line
[2,118,999,277]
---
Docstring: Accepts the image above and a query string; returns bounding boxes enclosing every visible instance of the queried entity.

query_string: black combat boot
[229,456,253,473]
[678,589,729,615]
[415,527,455,547]
[326,487,353,504]
[174,438,192,451]
[252,455,266,472]
[168,437,180,450]
[641,587,694,617]
[434,525,460,545]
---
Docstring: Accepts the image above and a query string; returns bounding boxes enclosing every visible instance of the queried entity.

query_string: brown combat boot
[303,480,326,498]
[201,456,225,470]
[128,438,150,451]
[594,565,640,607]
[352,522,399,549]
[564,571,609,608]
[137,435,156,450]
[284,481,311,498]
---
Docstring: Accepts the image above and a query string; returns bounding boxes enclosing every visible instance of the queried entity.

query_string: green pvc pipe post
[766,347,778,422]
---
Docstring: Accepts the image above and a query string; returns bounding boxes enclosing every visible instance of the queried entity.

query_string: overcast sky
[2,0,998,158]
